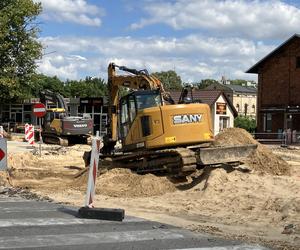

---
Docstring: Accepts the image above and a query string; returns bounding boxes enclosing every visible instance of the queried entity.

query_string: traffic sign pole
[39,118,42,157]
[32,103,46,156]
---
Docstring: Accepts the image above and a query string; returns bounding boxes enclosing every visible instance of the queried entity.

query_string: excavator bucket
[196,144,257,165]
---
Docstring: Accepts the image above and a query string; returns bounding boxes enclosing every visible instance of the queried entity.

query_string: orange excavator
[84,63,256,177]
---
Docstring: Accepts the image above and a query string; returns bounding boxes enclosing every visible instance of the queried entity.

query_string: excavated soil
[74,168,177,197]
[1,130,300,249]
[214,128,290,175]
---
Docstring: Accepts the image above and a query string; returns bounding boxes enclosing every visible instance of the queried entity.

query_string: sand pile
[214,128,290,175]
[97,168,177,197]
[8,153,39,169]
[73,168,177,197]
[0,171,10,187]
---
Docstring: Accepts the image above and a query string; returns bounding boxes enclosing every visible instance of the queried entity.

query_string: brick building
[247,34,300,135]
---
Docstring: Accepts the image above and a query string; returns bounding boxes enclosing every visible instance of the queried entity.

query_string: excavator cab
[119,89,162,140]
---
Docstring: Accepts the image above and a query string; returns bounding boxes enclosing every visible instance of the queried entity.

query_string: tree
[230,79,248,86]
[151,70,182,90]
[229,79,257,87]
[198,79,219,89]
[30,74,65,97]
[234,116,256,133]
[0,0,42,102]
[64,77,107,98]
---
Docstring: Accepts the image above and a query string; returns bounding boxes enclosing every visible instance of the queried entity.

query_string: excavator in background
[84,63,256,177]
[40,90,93,146]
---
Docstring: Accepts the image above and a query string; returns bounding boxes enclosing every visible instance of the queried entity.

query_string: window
[136,93,162,110]
[296,56,300,68]
[219,117,229,132]
[236,104,240,112]
[252,104,255,113]
[23,104,32,112]
[244,103,248,116]
[128,95,137,123]
[120,99,129,124]
[264,113,272,132]
[120,99,129,138]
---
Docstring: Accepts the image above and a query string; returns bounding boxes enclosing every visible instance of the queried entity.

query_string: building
[0,97,108,136]
[246,34,300,135]
[204,82,257,118]
[1,90,237,136]
[170,90,238,135]
[0,99,41,131]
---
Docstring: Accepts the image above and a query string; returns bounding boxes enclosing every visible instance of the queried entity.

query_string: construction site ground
[1,128,299,250]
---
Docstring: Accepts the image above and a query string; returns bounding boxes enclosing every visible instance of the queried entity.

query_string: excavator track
[42,133,69,147]
[100,147,197,177]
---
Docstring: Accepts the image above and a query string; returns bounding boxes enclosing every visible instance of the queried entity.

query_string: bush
[234,116,256,133]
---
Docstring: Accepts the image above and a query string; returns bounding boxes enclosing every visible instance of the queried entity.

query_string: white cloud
[37,35,275,81]
[131,0,300,39]
[35,0,104,26]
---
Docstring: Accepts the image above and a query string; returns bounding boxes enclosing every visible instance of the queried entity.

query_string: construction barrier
[25,123,29,141]
[25,124,35,145]
[85,135,102,208]
[0,126,3,138]
[79,134,125,221]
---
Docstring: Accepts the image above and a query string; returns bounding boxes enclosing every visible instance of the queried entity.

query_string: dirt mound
[0,171,11,187]
[8,153,39,169]
[73,168,177,197]
[214,128,290,175]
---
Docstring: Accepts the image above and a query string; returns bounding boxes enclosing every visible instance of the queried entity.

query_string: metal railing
[252,130,300,145]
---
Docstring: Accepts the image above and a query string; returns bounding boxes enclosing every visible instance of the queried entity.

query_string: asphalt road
[0,195,269,250]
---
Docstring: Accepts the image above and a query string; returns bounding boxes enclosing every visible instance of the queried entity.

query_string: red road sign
[33,103,47,117]
[0,139,7,170]
[0,149,4,161]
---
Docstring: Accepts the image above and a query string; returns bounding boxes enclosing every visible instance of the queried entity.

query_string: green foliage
[198,79,219,89]
[0,0,42,101]
[229,79,256,86]
[230,79,248,86]
[234,116,256,133]
[64,77,107,98]
[152,70,182,90]
[30,74,65,96]
[30,74,107,98]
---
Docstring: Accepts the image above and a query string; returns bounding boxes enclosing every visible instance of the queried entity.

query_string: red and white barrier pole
[25,124,35,145]
[24,123,29,141]
[0,126,3,138]
[79,132,125,221]
[85,133,102,208]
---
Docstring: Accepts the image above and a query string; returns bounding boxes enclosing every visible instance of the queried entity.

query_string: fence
[252,129,300,145]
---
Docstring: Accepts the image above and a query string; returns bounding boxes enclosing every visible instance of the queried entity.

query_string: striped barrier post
[79,132,125,221]
[25,124,35,145]
[85,134,102,208]
[25,123,29,141]
[0,126,3,138]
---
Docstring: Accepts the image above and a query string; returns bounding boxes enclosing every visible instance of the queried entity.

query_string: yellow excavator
[84,63,256,177]
[40,90,93,146]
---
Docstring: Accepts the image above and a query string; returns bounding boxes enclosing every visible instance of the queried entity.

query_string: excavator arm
[39,89,68,113]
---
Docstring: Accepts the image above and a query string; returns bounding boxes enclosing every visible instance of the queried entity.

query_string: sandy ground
[1,129,300,250]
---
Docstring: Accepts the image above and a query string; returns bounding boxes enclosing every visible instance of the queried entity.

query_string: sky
[34,0,300,82]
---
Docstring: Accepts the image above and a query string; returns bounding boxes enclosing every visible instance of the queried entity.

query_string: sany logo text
[173,114,202,124]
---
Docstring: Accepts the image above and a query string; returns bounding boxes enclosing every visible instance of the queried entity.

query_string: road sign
[0,138,7,171]
[33,103,47,117]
